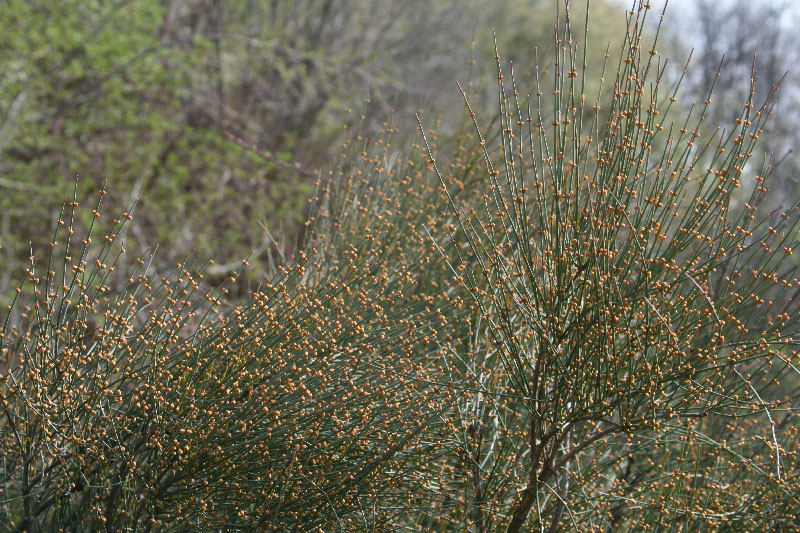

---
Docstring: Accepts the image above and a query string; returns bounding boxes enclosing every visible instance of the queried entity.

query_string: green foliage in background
[0,0,630,304]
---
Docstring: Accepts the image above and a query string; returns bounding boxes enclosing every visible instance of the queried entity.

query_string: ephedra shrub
[1,0,800,531]
[412,1,800,531]
[0,123,476,528]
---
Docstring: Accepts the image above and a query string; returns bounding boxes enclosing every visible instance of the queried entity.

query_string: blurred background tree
[3,0,797,299]
[658,0,800,212]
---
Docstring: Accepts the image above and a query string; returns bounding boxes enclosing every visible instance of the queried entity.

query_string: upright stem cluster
[423,1,800,529]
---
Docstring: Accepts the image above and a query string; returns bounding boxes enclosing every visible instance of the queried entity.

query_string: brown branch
[507,410,708,532]
[469,420,485,532]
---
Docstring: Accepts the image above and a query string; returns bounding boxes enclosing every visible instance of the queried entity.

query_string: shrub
[414,3,800,530]
[2,1,799,531]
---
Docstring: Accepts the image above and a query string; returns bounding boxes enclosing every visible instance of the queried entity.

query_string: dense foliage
[1,1,799,531]
[0,0,632,302]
